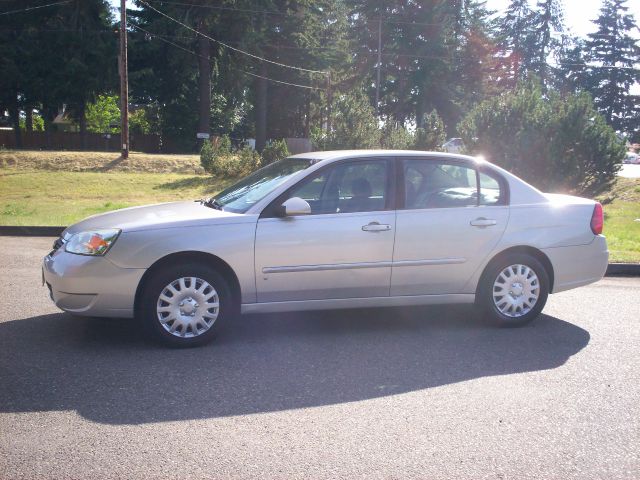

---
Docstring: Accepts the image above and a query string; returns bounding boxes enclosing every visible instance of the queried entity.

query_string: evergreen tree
[496,0,537,87]
[583,0,640,136]
[530,0,564,85]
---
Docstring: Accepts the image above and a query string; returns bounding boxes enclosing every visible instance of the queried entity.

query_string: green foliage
[200,140,216,174]
[86,95,120,134]
[459,81,625,195]
[380,124,413,149]
[262,139,290,165]
[200,141,261,178]
[129,109,151,135]
[19,114,45,132]
[414,111,446,151]
[318,92,381,150]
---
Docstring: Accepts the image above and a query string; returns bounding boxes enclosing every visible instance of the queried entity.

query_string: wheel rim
[492,264,540,318]
[156,277,220,338]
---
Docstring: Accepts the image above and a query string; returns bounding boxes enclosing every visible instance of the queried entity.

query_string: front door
[255,158,396,303]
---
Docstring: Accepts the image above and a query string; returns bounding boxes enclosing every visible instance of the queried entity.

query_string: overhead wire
[131,23,325,90]
[0,0,70,16]
[136,0,329,76]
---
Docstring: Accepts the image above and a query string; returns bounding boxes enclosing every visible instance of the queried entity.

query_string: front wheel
[139,263,234,347]
[478,254,549,327]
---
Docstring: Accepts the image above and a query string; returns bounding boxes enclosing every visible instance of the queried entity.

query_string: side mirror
[281,197,311,216]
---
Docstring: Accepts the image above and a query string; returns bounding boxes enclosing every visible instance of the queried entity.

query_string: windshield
[213,158,316,213]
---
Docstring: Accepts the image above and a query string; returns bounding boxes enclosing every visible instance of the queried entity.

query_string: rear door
[391,158,509,296]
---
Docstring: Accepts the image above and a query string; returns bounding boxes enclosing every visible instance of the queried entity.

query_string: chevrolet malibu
[43,150,609,347]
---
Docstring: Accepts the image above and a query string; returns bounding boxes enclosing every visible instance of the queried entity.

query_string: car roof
[288,149,478,163]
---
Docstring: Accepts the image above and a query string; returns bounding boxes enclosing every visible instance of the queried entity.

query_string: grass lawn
[0,169,234,227]
[0,150,638,263]
[597,177,640,263]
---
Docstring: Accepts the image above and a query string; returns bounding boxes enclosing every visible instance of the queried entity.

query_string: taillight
[590,202,603,235]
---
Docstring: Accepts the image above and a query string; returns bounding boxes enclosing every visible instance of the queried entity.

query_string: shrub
[380,123,413,149]
[458,81,624,195]
[200,139,216,174]
[200,140,261,177]
[320,91,381,150]
[262,139,290,164]
[414,110,446,151]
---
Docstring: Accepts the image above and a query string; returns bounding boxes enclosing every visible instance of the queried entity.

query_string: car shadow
[0,306,589,425]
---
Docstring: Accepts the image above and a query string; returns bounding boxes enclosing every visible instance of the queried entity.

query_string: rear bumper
[43,248,144,318]
[543,235,609,294]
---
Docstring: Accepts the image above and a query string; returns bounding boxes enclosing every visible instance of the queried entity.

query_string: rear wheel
[478,253,549,327]
[139,263,233,347]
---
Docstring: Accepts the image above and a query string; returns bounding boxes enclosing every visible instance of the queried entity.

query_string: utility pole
[375,17,382,117]
[119,0,129,159]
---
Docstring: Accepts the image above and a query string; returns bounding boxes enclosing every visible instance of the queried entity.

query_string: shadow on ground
[154,176,226,193]
[0,306,589,425]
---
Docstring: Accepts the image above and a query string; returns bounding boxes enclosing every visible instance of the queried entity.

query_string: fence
[0,130,179,154]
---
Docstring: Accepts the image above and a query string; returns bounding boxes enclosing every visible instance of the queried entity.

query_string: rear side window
[404,160,478,209]
[478,170,506,206]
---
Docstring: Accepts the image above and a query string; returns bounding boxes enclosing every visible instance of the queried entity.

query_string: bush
[414,110,446,151]
[262,139,290,164]
[458,81,624,195]
[319,91,381,150]
[200,140,261,177]
[380,123,413,149]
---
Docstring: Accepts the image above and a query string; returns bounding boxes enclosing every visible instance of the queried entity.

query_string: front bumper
[543,235,609,294]
[43,247,145,318]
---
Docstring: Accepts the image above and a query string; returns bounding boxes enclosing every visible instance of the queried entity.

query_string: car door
[254,158,396,303]
[391,157,509,296]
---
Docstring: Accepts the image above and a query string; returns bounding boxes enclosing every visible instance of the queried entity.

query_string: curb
[0,226,65,236]
[1,226,639,277]
[606,263,640,276]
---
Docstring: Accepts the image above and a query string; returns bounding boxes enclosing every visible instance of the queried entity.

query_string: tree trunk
[197,26,211,150]
[79,101,87,150]
[255,62,268,152]
[25,106,33,132]
[10,94,22,149]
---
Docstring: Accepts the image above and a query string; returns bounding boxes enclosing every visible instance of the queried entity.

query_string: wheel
[478,253,549,327]
[139,263,234,347]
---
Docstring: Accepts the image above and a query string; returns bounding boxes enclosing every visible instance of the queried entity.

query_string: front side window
[285,160,389,215]
[214,158,315,213]
[404,160,478,209]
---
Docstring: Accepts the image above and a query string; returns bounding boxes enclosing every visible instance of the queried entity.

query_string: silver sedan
[43,151,609,347]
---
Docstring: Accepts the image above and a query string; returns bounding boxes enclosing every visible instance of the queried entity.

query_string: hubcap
[156,277,219,338]
[492,264,540,318]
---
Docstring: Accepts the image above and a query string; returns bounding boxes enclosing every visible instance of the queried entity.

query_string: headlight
[65,229,121,256]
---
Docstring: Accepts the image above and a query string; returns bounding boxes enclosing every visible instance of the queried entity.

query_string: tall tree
[530,0,564,85]
[583,0,640,135]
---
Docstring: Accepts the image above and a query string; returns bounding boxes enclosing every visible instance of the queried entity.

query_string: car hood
[63,201,250,236]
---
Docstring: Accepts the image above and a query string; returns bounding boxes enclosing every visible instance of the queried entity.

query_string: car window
[403,160,478,209]
[478,171,502,206]
[286,160,388,215]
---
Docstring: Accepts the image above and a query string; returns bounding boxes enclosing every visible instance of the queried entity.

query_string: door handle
[362,222,392,232]
[470,217,497,228]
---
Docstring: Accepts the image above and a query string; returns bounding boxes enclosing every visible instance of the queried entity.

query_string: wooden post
[119,0,129,159]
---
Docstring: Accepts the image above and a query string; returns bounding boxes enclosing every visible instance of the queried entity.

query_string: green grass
[597,178,640,263]
[0,169,235,226]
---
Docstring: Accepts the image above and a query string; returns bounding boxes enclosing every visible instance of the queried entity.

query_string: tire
[139,263,234,347]
[478,253,549,327]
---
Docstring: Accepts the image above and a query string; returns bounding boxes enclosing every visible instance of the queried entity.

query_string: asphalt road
[1,236,638,479]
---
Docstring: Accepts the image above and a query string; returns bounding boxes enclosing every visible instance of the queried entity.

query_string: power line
[0,0,70,16]
[131,23,325,90]
[137,0,329,76]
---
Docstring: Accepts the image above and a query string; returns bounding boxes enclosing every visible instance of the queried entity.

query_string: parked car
[624,152,640,164]
[43,150,608,347]
[442,138,464,154]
